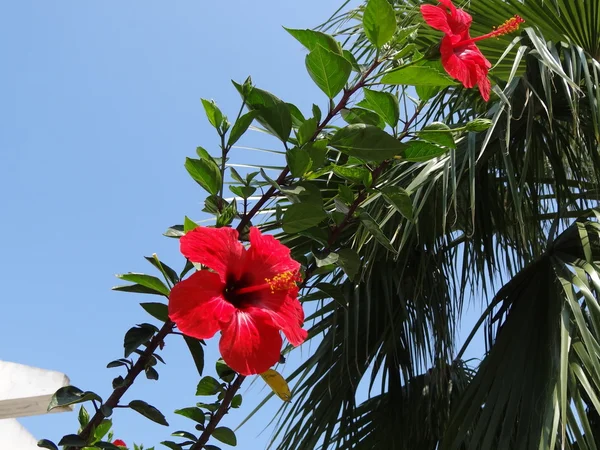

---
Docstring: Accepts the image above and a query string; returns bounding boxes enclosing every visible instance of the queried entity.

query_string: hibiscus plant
[38,0,600,449]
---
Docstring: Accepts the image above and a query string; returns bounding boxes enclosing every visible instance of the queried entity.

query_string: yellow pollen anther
[266,271,299,293]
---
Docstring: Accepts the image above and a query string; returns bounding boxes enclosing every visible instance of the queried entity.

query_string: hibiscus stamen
[232,271,300,296]
[456,15,524,46]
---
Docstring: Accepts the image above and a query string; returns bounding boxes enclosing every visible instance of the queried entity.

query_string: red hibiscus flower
[168,226,307,375]
[113,440,127,448]
[421,0,524,101]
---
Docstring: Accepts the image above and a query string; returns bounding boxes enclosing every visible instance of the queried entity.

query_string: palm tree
[247,0,600,448]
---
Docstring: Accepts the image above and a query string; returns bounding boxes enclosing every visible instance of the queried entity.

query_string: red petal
[441,37,474,88]
[420,5,453,35]
[244,227,300,282]
[477,69,492,101]
[168,270,234,340]
[180,227,245,283]
[219,308,283,375]
[252,288,307,346]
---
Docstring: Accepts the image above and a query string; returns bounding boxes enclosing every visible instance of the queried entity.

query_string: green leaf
[296,117,318,146]
[171,431,197,440]
[161,441,184,450]
[229,185,256,199]
[305,46,351,98]
[417,122,455,148]
[227,110,258,147]
[332,165,371,184]
[284,28,342,54]
[124,325,155,357]
[37,439,59,450]
[282,203,327,234]
[305,140,328,170]
[184,157,222,196]
[78,405,89,427]
[360,88,399,127]
[341,108,385,129]
[381,65,457,86]
[184,336,205,377]
[93,419,112,441]
[95,442,122,450]
[336,248,361,280]
[342,49,361,72]
[286,147,312,178]
[216,359,236,383]
[359,211,396,253]
[112,284,164,297]
[196,376,222,396]
[116,273,170,297]
[330,124,406,162]
[144,256,179,285]
[48,386,102,411]
[465,118,493,132]
[363,0,397,48]
[403,140,449,162]
[204,446,221,450]
[145,366,159,380]
[415,85,442,102]
[232,82,292,142]
[212,427,237,446]
[231,394,243,408]
[201,99,224,130]
[129,400,169,426]
[314,250,339,267]
[175,407,206,425]
[57,435,88,446]
[183,216,198,233]
[381,186,413,221]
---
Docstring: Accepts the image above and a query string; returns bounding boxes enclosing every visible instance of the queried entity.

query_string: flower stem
[64,322,175,450]
[191,375,246,450]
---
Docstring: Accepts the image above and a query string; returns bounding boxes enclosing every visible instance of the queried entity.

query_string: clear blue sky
[0,1,484,449]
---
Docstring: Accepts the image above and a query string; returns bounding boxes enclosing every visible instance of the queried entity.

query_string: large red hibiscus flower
[169,226,307,375]
[421,0,524,101]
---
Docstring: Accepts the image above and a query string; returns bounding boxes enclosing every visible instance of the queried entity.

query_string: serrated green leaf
[212,427,237,446]
[129,400,169,426]
[332,165,371,184]
[296,117,318,146]
[116,273,170,297]
[48,386,102,411]
[363,0,397,48]
[282,203,327,234]
[57,435,88,446]
[201,99,224,130]
[124,325,155,357]
[381,65,458,86]
[286,147,312,178]
[381,186,413,221]
[185,157,222,196]
[184,336,205,377]
[231,394,243,408]
[284,28,342,54]
[417,122,455,148]
[175,407,206,425]
[305,46,351,98]
[403,140,449,162]
[216,359,236,383]
[196,376,222,396]
[341,108,385,129]
[361,88,399,127]
[229,185,256,199]
[227,110,259,147]
[330,124,406,162]
[37,439,59,450]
